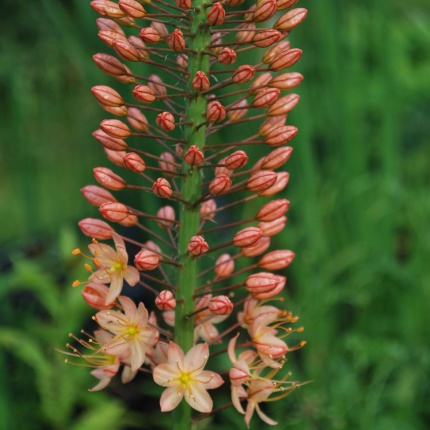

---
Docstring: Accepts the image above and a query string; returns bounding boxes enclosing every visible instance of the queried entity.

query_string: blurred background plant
[0,0,429,429]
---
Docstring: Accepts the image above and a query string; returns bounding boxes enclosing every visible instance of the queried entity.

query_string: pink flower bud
[81,185,117,207]
[256,199,290,221]
[158,152,177,177]
[274,8,308,31]
[217,48,237,65]
[144,240,162,254]
[261,147,293,169]
[167,29,186,52]
[93,53,128,77]
[233,227,262,248]
[252,29,282,47]
[200,199,217,221]
[259,216,287,236]
[245,272,279,294]
[269,48,302,71]
[214,253,235,277]
[244,4,257,21]
[209,174,232,195]
[269,72,304,90]
[188,236,209,256]
[253,0,278,22]
[156,112,175,132]
[258,115,287,136]
[127,107,149,132]
[210,32,223,55]
[253,275,286,299]
[100,119,132,139]
[134,248,160,270]
[139,26,160,43]
[93,167,127,190]
[259,250,295,270]
[123,152,146,172]
[91,1,125,18]
[209,295,233,315]
[224,150,248,170]
[99,202,130,222]
[118,0,146,19]
[132,85,156,103]
[175,0,191,9]
[98,29,127,48]
[157,205,176,230]
[184,145,204,166]
[277,0,299,11]
[262,40,290,64]
[177,53,188,68]
[207,2,226,26]
[259,171,290,196]
[207,101,226,123]
[232,65,256,84]
[96,18,125,35]
[227,99,248,121]
[252,87,280,108]
[82,283,116,310]
[246,170,277,192]
[267,94,300,116]
[98,104,128,116]
[78,218,113,239]
[264,125,298,146]
[241,236,271,257]
[155,290,176,310]
[215,158,231,177]
[118,214,138,227]
[93,129,129,151]
[152,178,172,198]
[250,72,272,94]
[230,362,251,386]
[91,85,124,107]
[192,71,210,93]
[236,23,256,43]
[104,148,126,167]
[128,35,148,60]
[112,39,141,62]
[148,74,167,97]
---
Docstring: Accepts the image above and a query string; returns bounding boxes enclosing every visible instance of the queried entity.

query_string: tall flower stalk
[65,0,308,428]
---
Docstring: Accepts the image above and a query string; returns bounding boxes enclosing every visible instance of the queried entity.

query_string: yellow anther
[84,263,93,272]
[72,248,81,255]
[72,280,80,287]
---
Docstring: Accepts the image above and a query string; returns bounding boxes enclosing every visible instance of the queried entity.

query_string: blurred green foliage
[0,0,429,429]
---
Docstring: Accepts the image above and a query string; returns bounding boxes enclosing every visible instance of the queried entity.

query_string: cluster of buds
[65,0,308,427]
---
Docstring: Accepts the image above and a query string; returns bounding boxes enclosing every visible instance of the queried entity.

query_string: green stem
[173,3,211,430]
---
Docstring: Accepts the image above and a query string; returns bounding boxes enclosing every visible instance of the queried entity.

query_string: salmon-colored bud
[157,205,175,230]
[208,2,226,26]
[244,4,256,21]
[134,248,160,270]
[91,85,124,108]
[93,167,126,191]
[252,29,282,48]
[252,87,280,108]
[188,236,209,256]
[144,241,162,254]
[123,152,146,172]
[159,152,177,177]
[118,0,146,18]
[228,99,248,121]
[99,202,130,222]
[209,174,232,195]
[112,39,141,62]
[98,104,128,116]
[79,218,113,239]
[241,236,271,257]
[209,295,233,315]
[218,48,237,65]
[82,283,116,310]
[253,0,278,22]
[246,170,277,192]
[200,199,217,221]
[214,253,234,277]
[264,125,298,146]
[139,27,160,44]
[150,21,168,38]
[254,275,285,299]
[261,146,293,169]
[233,227,262,248]
[210,32,223,55]
[132,85,156,103]
[258,115,287,136]
[245,272,279,294]
[177,53,188,68]
[175,145,184,157]
[269,48,302,71]
[175,0,191,9]
[269,72,303,90]
[155,290,176,310]
[167,29,186,52]
[225,150,248,170]
[118,214,138,226]
[259,171,289,196]
[93,53,128,77]
[128,35,148,59]
[156,112,175,132]
[104,148,127,167]
[274,8,308,31]
[250,72,272,94]
[232,65,256,84]
[259,215,287,236]
[96,17,125,35]
[91,1,125,18]
[236,23,256,44]
[256,199,290,221]
[276,0,298,11]
[192,71,210,92]
[98,29,127,48]
[127,107,149,132]
[93,129,129,151]
[100,119,132,139]
[267,94,300,116]
[184,145,204,166]
[262,40,290,63]
[115,15,135,27]
[152,178,172,198]
[207,101,226,123]
[259,250,295,270]
[215,158,231,177]
[81,185,117,207]
[148,74,167,97]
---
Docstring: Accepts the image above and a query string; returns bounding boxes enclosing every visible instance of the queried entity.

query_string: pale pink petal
[198,371,224,389]
[231,385,246,414]
[160,386,183,412]
[256,404,278,425]
[134,302,149,326]
[121,366,138,384]
[103,338,129,357]
[244,401,256,429]
[89,375,112,392]
[118,296,137,317]
[129,338,146,371]
[89,243,118,264]
[123,266,140,286]
[228,333,240,363]
[197,322,219,342]
[111,232,126,255]
[163,310,175,327]
[153,363,180,387]
[94,329,113,343]
[167,342,185,364]
[185,383,212,413]
[90,269,111,284]
[96,309,129,331]
[184,343,208,372]
[105,274,123,304]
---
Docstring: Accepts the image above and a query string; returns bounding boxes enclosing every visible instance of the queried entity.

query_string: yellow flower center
[111,262,124,273]
[127,327,137,336]
[179,372,191,386]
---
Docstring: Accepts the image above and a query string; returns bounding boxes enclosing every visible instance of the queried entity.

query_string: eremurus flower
[153,342,224,413]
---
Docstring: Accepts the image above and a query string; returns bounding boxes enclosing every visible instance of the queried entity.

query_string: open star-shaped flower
[153,342,224,413]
